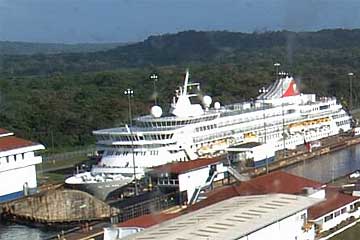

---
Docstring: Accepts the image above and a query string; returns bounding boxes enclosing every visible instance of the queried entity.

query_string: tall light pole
[259,87,269,173]
[279,71,287,156]
[124,88,138,196]
[274,63,280,81]
[274,63,286,156]
[150,73,159,105]
[348,72,354,112]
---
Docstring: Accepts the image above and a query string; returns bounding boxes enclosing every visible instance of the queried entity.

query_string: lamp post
[274,63,280,81]
[150,73,159,105]
[279,70,287,156]
[124,88,138,196]
[348,72,354,112]
[259,87,269,173]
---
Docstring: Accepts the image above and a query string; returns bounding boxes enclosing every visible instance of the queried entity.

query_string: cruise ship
[66,70,352,200]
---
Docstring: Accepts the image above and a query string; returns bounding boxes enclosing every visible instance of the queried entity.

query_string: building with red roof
[114,171,360,239]
[0,129,45,202]
[308,187,360,234]
[147,157,228,204]
[0,128,13,138]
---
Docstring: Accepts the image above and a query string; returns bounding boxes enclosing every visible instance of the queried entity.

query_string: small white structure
[227,142,275,168]
[122,193,322,240]
[148,158,227,204]
[0,129,45,202]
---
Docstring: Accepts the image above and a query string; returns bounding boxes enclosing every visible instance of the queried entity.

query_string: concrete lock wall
[5,189,118,222]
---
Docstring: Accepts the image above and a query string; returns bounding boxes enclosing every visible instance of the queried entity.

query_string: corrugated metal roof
[119,212,181,228]
[119,171,360,237]
[122,194,321,240]
[118,171,323,229]
[189,171,323,212]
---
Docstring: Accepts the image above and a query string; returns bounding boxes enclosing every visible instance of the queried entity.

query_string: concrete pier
[0,188,119,227]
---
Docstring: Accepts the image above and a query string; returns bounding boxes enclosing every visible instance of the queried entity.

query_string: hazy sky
[1,0,360,43]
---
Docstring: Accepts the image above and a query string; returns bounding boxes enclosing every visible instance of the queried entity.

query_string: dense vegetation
[0,29,360,149]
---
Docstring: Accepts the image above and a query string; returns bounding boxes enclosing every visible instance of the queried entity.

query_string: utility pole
[150,73,159,105]
[259,86,269,173]
[279,71,287,156]
[348,72,354,112]
[124,88,138,196]
[274,63,286,156]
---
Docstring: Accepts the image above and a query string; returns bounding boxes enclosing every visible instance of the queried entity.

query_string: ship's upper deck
[94,71,342,136]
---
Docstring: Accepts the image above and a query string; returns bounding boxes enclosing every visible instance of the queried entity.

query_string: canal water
[284,144,360,183]
[0,222,57,240]
[3,143,360,239]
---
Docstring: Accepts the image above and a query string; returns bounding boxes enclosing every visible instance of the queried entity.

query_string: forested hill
[2,29,360,75]
[0,41,126,55]
[1,28,360,149]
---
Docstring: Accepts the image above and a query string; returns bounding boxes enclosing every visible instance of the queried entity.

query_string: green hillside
[0,29,359,149]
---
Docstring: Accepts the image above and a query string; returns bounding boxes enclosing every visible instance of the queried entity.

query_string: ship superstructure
[66,70,352,200]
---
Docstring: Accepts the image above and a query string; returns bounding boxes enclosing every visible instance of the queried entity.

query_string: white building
[308,188,360,234]
[122,194,322,240]
[0,129,45,202]
[148,157,228,204]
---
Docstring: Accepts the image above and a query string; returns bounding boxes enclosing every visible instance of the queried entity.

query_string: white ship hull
[66,70,353,199]
[65,172,133,201]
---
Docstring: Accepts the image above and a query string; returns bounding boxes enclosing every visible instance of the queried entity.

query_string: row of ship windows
[97,134,174,142]
[193,118,295,144]
[105,150,159,156]
[274,131,332,148]
[218,110,288,128]
[138,115,217,128]
[196,124,217,132]
[332,113,348,120]
[336,119,350,127]
[301,103,335,113]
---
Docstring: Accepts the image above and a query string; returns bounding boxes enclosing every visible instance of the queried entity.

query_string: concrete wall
[4,189,118,222]
[0,164,37,196]
[0,148,42,201]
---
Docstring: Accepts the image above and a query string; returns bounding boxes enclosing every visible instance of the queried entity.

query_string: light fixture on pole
[274,63,280,81]
[348,72,354,112]
[259,86,269,173]
[277,70,287,156]
[124,88,138,196]
[150,73,159,105]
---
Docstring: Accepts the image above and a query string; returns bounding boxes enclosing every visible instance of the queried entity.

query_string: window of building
[324,214,333,222]
[334,210,340,217]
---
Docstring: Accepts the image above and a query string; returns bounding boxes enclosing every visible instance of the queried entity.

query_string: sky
[1,0,360,43]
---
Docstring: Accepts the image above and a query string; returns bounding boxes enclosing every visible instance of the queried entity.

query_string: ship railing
[157,178,179,186]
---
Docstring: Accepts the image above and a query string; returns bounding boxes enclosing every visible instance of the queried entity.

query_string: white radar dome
[214,102,221,110]
[202,95,212,108]
[151,105,163,118]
